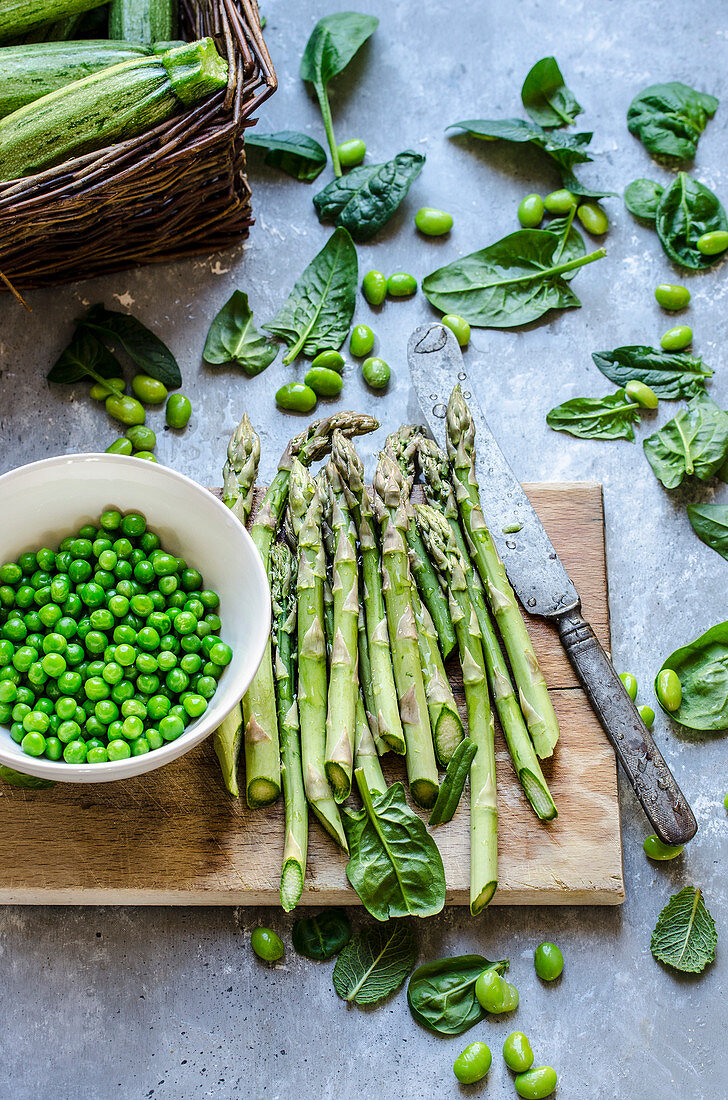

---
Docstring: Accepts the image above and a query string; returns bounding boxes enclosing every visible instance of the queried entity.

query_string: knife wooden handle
[556,608,697,846]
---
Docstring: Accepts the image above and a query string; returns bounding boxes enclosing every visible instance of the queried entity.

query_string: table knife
[408,322,697,846]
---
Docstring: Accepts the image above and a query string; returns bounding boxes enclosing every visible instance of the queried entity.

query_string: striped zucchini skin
[109,0,178,45]
[0,0,110,43]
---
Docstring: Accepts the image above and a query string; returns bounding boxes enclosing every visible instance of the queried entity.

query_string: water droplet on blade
[506,541,516,549]
[527,598,536,607]
[429,393,438,402]
[457,372,466,381]
[463,391,471,399]
[432,403,447,419]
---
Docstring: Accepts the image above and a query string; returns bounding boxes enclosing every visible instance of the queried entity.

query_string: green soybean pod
[544,188,576,214]
[251,926,284,962]
[474,968,506,1012]
[619,672,638,701]
[106,438,133,456]
[534,941,563,980]
[643,834,684,860]
[441,314,470,347]
[656,668,682,712]
[105,394,146,427]
[337,138,366,168]
[387,272,417,297]
[625,380,658,409]
[638,704,655,728]
[654,283,690,310]
[131,374,168,405]
[660,325,692,351]
[166,394,192,429]
[696,230,728,256]
[453,1042,492,1084]
[503,1032,534,1074]
[311,349,345,373]
[303,367,343,397]
[349,324,375,357]
[361,357,390,390]
[275,382,317,413]
[90,378,125,401]
[515,1066,558,1099]
[517,193,544,228]
[126,425,157,451]
[414,206,453,236]
[362,270,387,306]
[577,201,609,235]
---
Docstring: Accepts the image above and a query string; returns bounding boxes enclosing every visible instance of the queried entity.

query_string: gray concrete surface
[1,1,727,1097]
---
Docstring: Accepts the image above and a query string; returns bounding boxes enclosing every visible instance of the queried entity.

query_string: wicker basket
[0,0,276,290]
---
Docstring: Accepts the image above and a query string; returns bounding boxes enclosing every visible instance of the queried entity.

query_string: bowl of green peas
[0,453,270,783]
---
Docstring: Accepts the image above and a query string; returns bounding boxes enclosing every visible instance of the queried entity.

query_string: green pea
[414,206,453,236]
[361,357,390,390]
[660,325,692,351]
[654,283,690,311]
[534,941,563,981]
[544,188,576,214]
[107,739,131,761]
[132,374,168,405]
[126,425,157,451]
[474,968,507,1012]
[517,193,544,228]
[63,739,87,764]
[311,349,345,373]
[638,704,655,728]
[515,1067,558,1099]
[625,380,658,409]
[21,731,46,757]
[275,382,317,413]
[133,451,158,462]
[656,668,682,712]
[577,201,609,235]
[643,834,684,860]
[503,1032,534,1074]
[44,736,62,761]
[105,394,146,427]
[87,745,109,763]
[362,270,387,306]
[453,1042,492,1085]
[166,394,192,429]
[251,926,284,962]
[304,367,343,397]
[349,324,375,357]
[106,438,133,456]
[90,378,125,401]
[696,230,728,256]
[337,138,366,167]
[619,672,638,701]
[386,272,417,298]
[441,314,470,348]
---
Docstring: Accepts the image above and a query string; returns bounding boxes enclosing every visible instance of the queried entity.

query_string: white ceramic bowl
[0,454,269,782]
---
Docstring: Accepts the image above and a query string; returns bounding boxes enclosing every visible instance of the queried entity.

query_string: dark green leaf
[521,56,582,127]
[651,887,717,973]
[628,82,719,164]
[545,212,585,276]
[558,167,616,200]
[292,909,351,960]
[245,130,327,181]
[300,11,378,91]
[202,291,278,376]
[407,955,509,1036]
[429,739,477,826]
[448,118,593,173]
[82,305,182,388]
[655,173,728,270]
[624,178,664,221]
[592,346,711,399]
[332,921,416,1005]
[0,765,55,789]
[547,389,640,441]
[687,504,728,560]
[657,621,728,730]
[643,394,728,488]
[313,151,425,242]
[264,228,357,364]
[343,779,446,920]
[47,328,123,385]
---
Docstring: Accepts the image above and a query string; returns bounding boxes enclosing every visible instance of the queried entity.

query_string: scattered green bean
[518,193,544,228]
[386,272,417,297]
[654,283,690,311]
[126,425,157,452]
[349,324,375,357]
[362,270,387,306]
[311,349,345,373]
[106,438,133,455]
[643,834,684,860]
[503,1032,534,1074]
[275,382,317,412]
[696,230,728,256]
[337,138,366,168]
[361,357,390,389]
[534,941,563,981]
[251,927,284,962]
[474,968,507,1012]
[303,367,343,397]
[576,201,609,235]
[544,189,576,214]
[500,982,519,1013]
[133,451,158,462]
[415,207,453,236]
[166,394,192,429]
[638,704,655,728]
[625,380,659,409]
[660,325,692,351]
[441,314,470,347]
[132,374,168,405]
[453,1042,492,1085]
[656,668,682,712]
[515,1066,558,1099]
[105,394,146,427]
[619,672,638,701]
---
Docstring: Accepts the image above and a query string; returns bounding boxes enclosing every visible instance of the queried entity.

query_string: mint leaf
[651,886,717,974]
[332,922,416,1005]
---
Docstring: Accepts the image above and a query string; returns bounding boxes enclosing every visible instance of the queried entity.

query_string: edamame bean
[166,394,192,429]
[349,324,375,357]
[251,926,284,962]
[126,425,157,451]
[474,968,507,1012]
[106,438,133,456]
[132,374,168,405]
[337,138,366,168]
[503,1032,534,1074]
[453,1042,492,1085]
[660,325,692,351]
[361,357,390,390]
[638,704,655,728]
[90,378,125,401]
[643,834,684,860]
[577,201,609,235]
[387,272,417,297]
[619,672,638,701]
[518,193,544,228]
[696,230,728,256]
[311,349,345,373]
[544,189,576,214]
[534,941,563,981]
[723,792,728,811]
[362,270,387,306]
[441,314,470,347]
[656,668,682,712]
[654,283,690,310]
[415,207,453,236]
[133,451,158,462]
[105,394,146,427]
[303,367,343,397]
[275,382,317,413]
[515,1066,558,1099]
[625,380,658,409]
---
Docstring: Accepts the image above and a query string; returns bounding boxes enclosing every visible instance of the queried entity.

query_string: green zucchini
[0,38,228,183]
[0,0,110,43]
[109,0,178,45]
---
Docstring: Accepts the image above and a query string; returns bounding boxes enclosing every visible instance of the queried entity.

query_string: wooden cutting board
[0,482,624,907]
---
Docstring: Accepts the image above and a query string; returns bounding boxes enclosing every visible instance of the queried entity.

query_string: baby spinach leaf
[558,168,615,200]
[81,305,182,389]
[343,773,446,920]
[264,228,357,364]
[0,765,55,789]
[545,211,585,274]
[203,291,278,376]
[592,346,711,399]
[292,909,351,960]
[628,82,719,164]
[651,887,717,974]
[428,738,477,826]
[333,921,417,1005]
[449,118,593,173]
[655,173,728,270]
[48,328,123,385]
[407,955,509,1036]
[423,229,605,328]
[245,130,327,181]
[521,56,582,128]
[643,394,728,489]
[313,151,425,241]
[657,621,728,731]
[687,504,728,561]
[624,178,664,221]
[546,389,640,441]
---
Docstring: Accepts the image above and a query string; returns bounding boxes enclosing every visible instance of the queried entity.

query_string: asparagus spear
[446,386,560,760]
[410,581,465,766]
[270,542,308,911]
[372,454,439,809]
[417,436,556,820]
[354,694,386,795]
[415,503,497,914]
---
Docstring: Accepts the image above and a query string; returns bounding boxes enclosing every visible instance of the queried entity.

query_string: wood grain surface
[0,482,624,907]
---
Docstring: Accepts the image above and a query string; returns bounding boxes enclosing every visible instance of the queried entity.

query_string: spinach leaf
[300,12,378,176]
[48,328,123,386]
[313,151,425,242]
[343,772,446,920]
[651,887,717,974]
[264,228,357,364]
[333,921,417,1005]
[628,82,719,164]
[558,168,615,200]
[292,909,351,960]
[655,173,728,270]
[546,389,640,441]
[687,504,728,560]
[624,178,664,221]
[82,305,182,389]
[428,738,477,826]
[407,955,509,1036]
[245,130,327,181]
[423,229,605,328]
[592,346,711,399]
[203,291,278,376]
[521,56,582,128]
[643,394,728,488]
[448,118,593,173]
[0,765,55,789]
[545,210,585,274]
[657,621,728,731]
